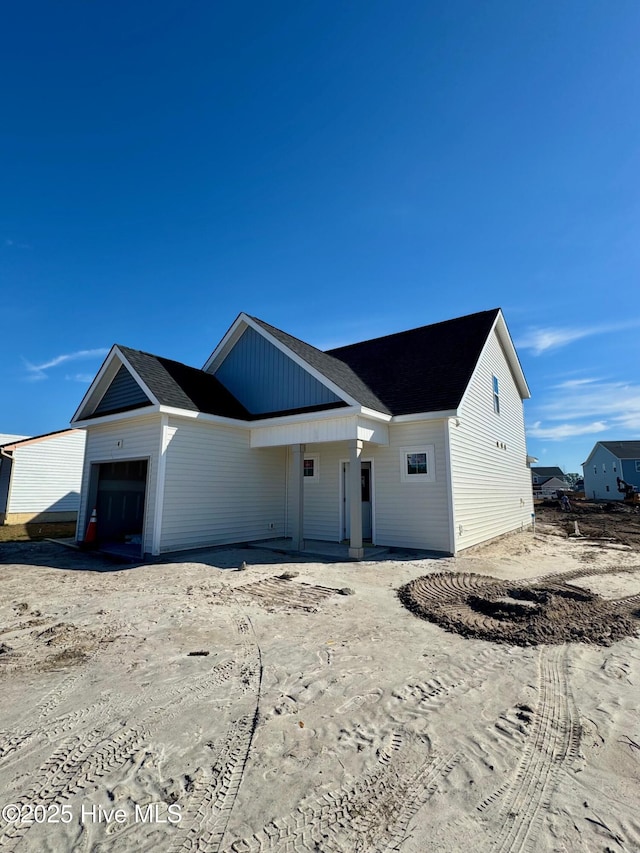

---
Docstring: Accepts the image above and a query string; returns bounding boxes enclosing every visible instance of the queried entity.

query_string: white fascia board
[457,311,530,412]
[157,406,250,428]
[203,313,362,409]
[160,404,369,431]
[391,410,458,423]
[71,346,120,423]
[249,406,361,429]
[359,407,392,422]
[70,345,162,424]
[493,312,531,399]
[202,312,247,373]
[72,405,164,428]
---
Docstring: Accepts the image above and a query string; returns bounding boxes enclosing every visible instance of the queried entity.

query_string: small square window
[400,446,435,483]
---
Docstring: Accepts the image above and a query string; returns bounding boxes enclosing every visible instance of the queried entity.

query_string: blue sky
[2,1,639,474]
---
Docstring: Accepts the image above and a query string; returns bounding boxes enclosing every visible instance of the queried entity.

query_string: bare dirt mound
[535,500,640,548]
[398,572,638,646]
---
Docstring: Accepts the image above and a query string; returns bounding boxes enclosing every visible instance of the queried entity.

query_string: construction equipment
[616,478,640,505]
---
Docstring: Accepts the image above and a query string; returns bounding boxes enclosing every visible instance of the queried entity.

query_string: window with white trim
[400,445,435,483]
[492,375,500,414]
[303,455,319,482]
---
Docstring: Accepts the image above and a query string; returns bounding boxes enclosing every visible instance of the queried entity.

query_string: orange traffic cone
[84,508,98,546]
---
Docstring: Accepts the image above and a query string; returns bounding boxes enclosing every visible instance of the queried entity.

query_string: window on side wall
[492,375,500,414]
[303,456,319,482]
[400,446,435,483]
[635,460,640,473]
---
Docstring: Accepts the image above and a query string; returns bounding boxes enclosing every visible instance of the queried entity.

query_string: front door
[342,461,372,541]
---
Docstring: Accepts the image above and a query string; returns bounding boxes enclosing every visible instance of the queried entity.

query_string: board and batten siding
[7,431,86,518]
[77,415,162,549]
[449,330,533,552]
[214,326,341,414]
[94,364,151,415]
[160,418,286,552]
[285,421,452,552]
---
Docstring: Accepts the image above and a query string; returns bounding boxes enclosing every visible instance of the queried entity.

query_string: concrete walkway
[246,537,389,561]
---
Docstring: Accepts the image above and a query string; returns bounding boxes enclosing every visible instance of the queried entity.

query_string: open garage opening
[84,459,149,559]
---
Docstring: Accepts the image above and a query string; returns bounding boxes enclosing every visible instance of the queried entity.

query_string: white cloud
[527,420,609,440]
[65,373,95,383]
[24,348,108,381]
[517,320,640,356]
[526,373,640,447]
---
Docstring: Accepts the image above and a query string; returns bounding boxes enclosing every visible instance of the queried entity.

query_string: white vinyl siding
[287,442,343,542]
[449,330,533,552]
[77,415,161,550]
[373,422,451,551]
[160,418,286,552]
[7,431,86,515]
[286,421,451,552]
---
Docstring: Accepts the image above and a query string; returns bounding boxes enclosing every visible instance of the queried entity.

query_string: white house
[0,429,87,525]
[582,441,640,501]
[71,308,534,559]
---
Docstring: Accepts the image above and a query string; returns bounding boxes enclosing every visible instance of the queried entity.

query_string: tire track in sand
[483,644,582,853]
[168,616,263,853]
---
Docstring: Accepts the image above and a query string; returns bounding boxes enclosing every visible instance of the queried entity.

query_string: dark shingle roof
[599,441,640,459]
[116,346,252,420]
[325,309,501,415]
[249,317,391,413]
[94,308,505,422]
[531,467,566,480]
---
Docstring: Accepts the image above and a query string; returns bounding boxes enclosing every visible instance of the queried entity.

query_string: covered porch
[251,412,390,560]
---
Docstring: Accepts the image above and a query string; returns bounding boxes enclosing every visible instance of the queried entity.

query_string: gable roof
[598,440,640,459]
[75,307,529,425]
[112,346,252,420]
[326,308,502,415]
[531,466,566,480]
[0,429,81,452]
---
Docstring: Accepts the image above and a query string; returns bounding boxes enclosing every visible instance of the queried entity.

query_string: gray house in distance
[582,441,640,500]
[71,308,534,559]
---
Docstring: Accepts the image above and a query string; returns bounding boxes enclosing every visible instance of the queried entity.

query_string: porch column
[290,444,305,551]
[348,439,364,560]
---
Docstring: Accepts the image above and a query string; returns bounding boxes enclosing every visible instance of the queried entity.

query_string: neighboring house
[582,441,640,501]
[71,308,534,559]
[534,477,569,498]
[530,466,569,497]
[0,429,86,524]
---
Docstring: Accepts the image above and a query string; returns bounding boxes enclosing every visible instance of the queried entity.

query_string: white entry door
[342,461,372,541]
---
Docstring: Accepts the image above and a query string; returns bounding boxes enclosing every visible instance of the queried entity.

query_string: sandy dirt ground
[0,508,639,853]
